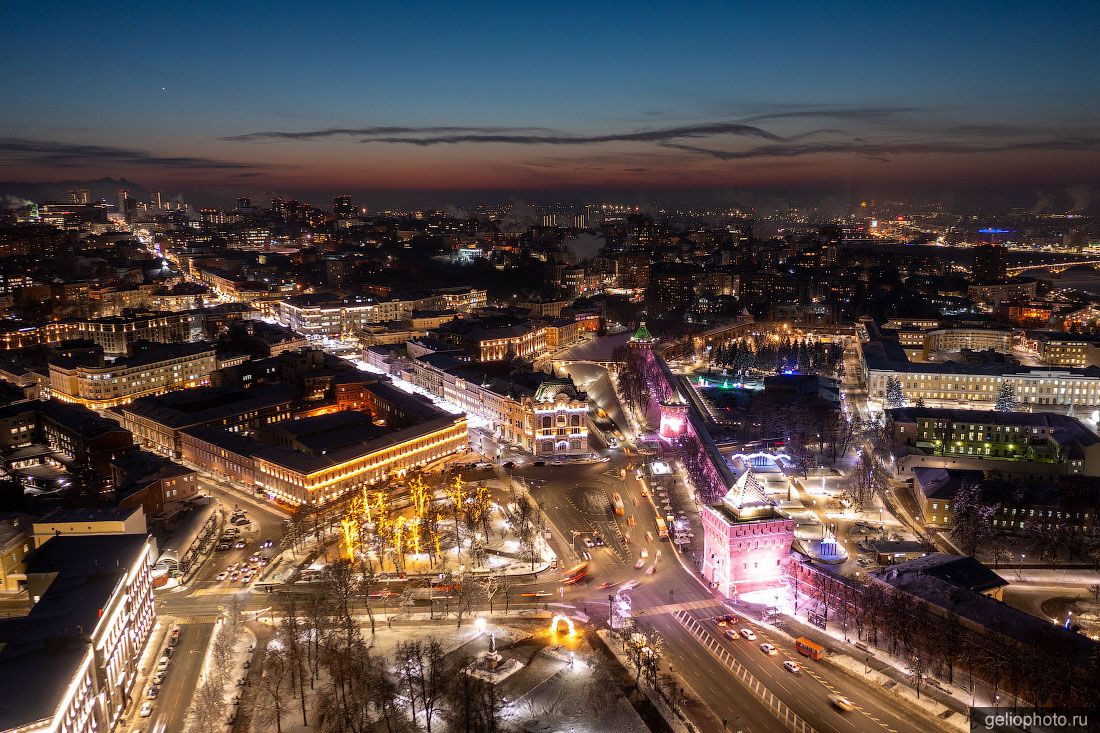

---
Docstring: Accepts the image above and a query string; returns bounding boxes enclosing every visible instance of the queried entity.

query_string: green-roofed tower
[631,321,654,342]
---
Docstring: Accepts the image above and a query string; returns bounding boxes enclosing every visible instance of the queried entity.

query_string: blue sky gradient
[1,2,1097,200]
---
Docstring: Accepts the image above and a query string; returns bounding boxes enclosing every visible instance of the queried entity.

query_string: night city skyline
[2,3,1099,208]
[1,5,1100,733]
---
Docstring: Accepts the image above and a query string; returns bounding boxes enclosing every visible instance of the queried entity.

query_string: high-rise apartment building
[973,243,1007,283]
[333,194,355,219]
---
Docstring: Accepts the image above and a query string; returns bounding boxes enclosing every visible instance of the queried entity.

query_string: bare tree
[445,658,503,733]
[455,581,478,628]
[323,559,359,650]
[255,646,291,733]
[357,559,378,639]
[479,573,502,613]
[950,480,997,557]
[189,674,227,733]
[841,451,882,511]
[279,597,309,727]
[395,638,445,733]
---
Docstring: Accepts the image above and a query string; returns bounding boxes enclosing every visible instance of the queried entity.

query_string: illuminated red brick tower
[701,468,794,598]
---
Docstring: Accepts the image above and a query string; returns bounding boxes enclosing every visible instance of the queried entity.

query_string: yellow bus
[655,516,669,540]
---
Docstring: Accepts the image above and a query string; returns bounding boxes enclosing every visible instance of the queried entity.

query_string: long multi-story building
[277,289,488,339]
[910,467,1095,532]
[0,400,134,493]
[1022,331,1100,368]
[888,407,1100,476]
[428,317,547,361]
[178,377,468,505]
[115,382,298,456]
[181,411,467,506]
[76,310,202,355]
[49,342,218,410]
[862,337,1100,413]
[398,350,590,455]
[0,534,156,733]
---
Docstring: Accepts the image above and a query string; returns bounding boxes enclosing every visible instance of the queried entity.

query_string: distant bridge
[1006,260,1100,276]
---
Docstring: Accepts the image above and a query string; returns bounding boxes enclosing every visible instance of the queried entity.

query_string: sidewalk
[595,629,718,733]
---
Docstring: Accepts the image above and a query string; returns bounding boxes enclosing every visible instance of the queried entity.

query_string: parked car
[146,686,159,699]
[139,702,153,718]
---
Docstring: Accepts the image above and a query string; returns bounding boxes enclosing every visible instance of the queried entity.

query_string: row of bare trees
[797,566,1100,708]
[248,565,504,733]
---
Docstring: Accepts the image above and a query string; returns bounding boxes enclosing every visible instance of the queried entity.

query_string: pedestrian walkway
[639,598,722,616]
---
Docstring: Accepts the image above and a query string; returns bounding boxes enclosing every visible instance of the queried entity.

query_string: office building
[888,407,1100,476]
[49,342,218,410]
[0,535,156,733]
[117,382,298,456]
[862,337,1100,413]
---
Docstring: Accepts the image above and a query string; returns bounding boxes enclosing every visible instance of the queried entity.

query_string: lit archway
[548,614,576,636]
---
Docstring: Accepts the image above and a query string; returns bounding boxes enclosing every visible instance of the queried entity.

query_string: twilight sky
[2,2,1098,204]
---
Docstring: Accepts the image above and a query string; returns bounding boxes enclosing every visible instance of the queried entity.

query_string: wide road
[517,458,946,733]
[157,622,215,733]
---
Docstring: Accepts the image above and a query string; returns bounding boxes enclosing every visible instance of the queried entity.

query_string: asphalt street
[515,458,946,733]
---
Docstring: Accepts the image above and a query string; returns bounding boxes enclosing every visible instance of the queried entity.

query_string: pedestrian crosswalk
[638,598,722,616]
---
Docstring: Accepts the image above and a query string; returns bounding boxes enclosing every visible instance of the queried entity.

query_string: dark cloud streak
[223,126,554,141]
[0,137,270,170]
[227,121,819,146]
[661,136,1100,161]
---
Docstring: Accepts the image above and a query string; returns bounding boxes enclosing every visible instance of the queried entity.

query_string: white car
[634,558,645,569]
[783,660,801,673]
[739,628,756,640]
[139,702,153,718]
[760,643,778,655]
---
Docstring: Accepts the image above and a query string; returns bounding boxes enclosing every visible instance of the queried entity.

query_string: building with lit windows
[701,469,794,597]
[910,466,1095,533]
[0,534,156,733]
[276,294,443,337]
[49,342,218,410]
[888,407,1100,477]
[429,317,547,361]
[115,383,298,456]
[531,377,588,455]
[862,337,1100,413]
[74,310,201,356]
[178,378,468,505]
[0,401,134,494]
[1022,331,1100,368]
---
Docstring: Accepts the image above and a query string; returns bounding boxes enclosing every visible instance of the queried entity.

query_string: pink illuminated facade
[701,469,794,597]
[658,397,689,439]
